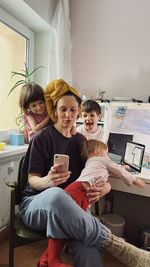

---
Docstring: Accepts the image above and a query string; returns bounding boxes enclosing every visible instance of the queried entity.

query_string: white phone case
[54,154,69,172]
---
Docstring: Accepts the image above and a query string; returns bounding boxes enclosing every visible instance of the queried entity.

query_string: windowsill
[0,144,28,160]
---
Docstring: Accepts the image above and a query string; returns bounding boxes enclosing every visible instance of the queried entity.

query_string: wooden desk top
[109,168,150,197]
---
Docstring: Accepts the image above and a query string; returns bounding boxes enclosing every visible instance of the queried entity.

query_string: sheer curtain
[47,0,72,83]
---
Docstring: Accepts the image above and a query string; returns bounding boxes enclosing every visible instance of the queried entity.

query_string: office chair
[7,156,46,267]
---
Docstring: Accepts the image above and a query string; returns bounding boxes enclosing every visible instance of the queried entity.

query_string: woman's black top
[22,124,86,197]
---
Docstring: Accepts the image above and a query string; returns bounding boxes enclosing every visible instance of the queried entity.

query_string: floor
[0,239,126,267]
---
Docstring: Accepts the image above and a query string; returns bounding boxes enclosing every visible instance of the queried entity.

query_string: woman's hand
[28,163,71,191]
[48,164,71,187]
[86,181,111,204]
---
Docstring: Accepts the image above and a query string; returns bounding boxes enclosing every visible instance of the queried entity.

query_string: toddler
[38,140,147,267]
[76,139,145,192]
[77,99,105,141]
[19,83,50,140]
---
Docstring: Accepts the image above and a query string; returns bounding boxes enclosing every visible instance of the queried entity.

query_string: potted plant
[8,63,45,96]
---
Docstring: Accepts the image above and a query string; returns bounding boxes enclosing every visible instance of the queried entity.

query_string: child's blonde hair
[82,139,108,159]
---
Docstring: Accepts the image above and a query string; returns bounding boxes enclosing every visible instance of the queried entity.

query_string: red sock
[37,248,48,267]
[47,238,72,267]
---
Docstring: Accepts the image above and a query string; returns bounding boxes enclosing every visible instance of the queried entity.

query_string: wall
[22,0,56,86]
[0,0,51,31]
[23,0,57,25]
[34,32,53,86]
[70,0,150,102]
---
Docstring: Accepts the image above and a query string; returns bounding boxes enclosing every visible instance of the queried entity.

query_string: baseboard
[0,226,9,243]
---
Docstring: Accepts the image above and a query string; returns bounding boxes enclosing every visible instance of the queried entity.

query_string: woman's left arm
[86,181,111,204]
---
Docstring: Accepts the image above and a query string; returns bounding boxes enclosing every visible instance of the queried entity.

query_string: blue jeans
[20,187,107,267]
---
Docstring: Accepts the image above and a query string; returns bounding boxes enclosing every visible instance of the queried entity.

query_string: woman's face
[55,95,80,128]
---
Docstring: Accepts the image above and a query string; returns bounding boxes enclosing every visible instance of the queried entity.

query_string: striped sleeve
[103,157,137,186]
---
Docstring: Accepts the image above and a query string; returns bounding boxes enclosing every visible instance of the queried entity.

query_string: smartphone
[54,154,69,173]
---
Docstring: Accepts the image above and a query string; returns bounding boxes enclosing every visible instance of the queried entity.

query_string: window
[0,7,34,131]
[0,22,26,130]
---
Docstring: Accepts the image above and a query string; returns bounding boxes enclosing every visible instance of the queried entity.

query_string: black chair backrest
[16,155,28,205]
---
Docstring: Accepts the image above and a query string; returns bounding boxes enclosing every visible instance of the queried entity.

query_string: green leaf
[28,66,45,77]
[8,80,25,96]
[11,71,28,79]
[24,63,29,76]
[9,63,46,96]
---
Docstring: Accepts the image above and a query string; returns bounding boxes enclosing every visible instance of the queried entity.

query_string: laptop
[108,132,133,163]
[108,132,133,157]
[122,141,145,174]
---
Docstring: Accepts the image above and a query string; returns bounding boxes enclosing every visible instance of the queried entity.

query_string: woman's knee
[40,187,69,208]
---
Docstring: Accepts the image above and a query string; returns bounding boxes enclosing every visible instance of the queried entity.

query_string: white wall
[34,32,53,86]
[70,0,150,102]
[0,0,51,31]
[23,0,57,25]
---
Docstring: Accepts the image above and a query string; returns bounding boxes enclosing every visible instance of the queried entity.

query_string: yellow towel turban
[44,79,81,123]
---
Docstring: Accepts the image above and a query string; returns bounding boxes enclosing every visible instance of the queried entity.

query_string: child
[66,138,145,224]
[75,139,145,192]
[19,83,50,140]
[38,140,147,267]
[77,99,105,142]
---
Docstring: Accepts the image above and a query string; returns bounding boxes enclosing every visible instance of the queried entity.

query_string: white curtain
[47,0,72,84]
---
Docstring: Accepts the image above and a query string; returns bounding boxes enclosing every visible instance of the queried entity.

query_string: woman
[20,80,149,267]
[20,79,109,267]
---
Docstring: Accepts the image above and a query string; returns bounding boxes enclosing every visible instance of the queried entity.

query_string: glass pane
[0,22,26,130]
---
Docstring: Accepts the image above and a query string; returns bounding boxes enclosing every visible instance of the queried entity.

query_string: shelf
[0,144,28,162]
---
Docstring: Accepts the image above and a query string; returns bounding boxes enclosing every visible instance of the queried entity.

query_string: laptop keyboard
[131,172,139,175]
[129,170,139,175]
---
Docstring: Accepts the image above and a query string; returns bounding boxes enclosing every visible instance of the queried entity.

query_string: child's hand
[133,178,146,188]
[70,125,77,136]
[121,164,131,171]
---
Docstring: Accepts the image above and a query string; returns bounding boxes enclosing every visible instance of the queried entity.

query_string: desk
[108,168,150,243]
[109,168,150,197]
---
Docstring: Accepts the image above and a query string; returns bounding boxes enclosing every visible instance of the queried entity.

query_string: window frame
[0,6,34,70]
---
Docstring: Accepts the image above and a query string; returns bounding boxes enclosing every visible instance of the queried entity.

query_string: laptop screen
[108,132,133,156]
[123,141,145,173]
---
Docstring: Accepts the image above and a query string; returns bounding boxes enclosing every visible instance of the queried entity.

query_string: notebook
[122,141,145,174]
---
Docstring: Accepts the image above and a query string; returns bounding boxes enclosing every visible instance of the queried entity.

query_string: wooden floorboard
[0,239,126,267]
